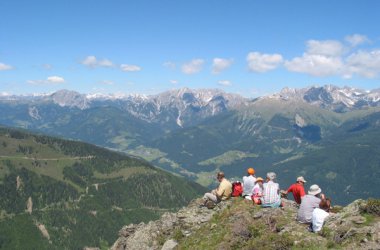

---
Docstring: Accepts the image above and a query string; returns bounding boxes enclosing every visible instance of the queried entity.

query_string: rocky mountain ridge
[272,85,380,112]
[2,85,380,121]
[111,198,380,250]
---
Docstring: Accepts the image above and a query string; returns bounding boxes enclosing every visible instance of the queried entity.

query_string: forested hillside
[273,111,380,205]
[0,127,205,249]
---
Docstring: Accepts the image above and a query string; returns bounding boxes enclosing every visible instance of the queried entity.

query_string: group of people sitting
[201,169,332,233]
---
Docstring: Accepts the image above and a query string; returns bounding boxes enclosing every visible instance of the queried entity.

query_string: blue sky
[1,0,380,97]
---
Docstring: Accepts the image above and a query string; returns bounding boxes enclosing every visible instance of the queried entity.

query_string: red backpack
[232,181,243,197]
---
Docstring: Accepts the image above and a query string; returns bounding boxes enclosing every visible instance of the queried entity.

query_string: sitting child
[311,198,331,232]
[251,177,264,205]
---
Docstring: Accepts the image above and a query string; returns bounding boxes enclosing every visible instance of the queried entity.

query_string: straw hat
[255,177,264,183]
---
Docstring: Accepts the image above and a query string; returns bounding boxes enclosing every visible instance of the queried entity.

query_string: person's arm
[286,184,293,194]
[252,187,259,195]
[216,186,224,198]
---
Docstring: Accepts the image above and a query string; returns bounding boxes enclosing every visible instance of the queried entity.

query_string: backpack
[232,181,243,197]
[205,200,216,209]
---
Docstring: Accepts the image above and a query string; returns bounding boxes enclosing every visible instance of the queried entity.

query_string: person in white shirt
[312,198,331,232]
[242,167,256,200]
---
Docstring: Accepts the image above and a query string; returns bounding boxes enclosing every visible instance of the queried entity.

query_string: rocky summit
[111,198,380,250]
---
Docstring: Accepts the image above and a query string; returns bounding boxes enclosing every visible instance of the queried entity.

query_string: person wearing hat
[297,184,326,223]
[201,172,232,207]
[261,172,281,208]
[242,167,257,200]
[282,176,307,205]
[252,177,264,205]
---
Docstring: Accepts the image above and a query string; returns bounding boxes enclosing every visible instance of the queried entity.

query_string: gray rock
[351,215,366,224]
[253,212,263,219]
[161,239,178,250]
[110,199,233,250]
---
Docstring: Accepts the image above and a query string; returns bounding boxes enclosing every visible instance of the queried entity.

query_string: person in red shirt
[282,176,307,205]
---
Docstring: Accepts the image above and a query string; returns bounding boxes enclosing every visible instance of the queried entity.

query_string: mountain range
[1,85,380,205]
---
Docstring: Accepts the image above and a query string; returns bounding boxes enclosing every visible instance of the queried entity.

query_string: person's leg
[203,192,218,203]
[272,200,281,208]
[262,200,281,208]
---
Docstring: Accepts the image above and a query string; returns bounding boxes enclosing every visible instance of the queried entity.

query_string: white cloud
[285,37,380,78]
[81,56,98,67]
[98,59,114,67]
[120,64,141,72]
[306,40,344,57]
[181,59,204,74]
[344,49,380,78]
[247,52,283,72]
[170,80,178,84]
[285,54,343,77]
[0,62,13,71]
[42,64,53,70]
[28,76,65,85]
[81,56,114,68]
[218,80,232,86]
[0,91,11,96]
[285,39,345,77]
[345,34,369,47]
[47,76,65,83]
[163,61,176,69]
[99,80,114,85]
[212,58,233,74]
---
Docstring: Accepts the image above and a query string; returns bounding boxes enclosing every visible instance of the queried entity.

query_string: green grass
[362,213,375,226]
[93,166,150,179]
[127,146,167,162]
[195,171,219,186]
[110,134,136,151]
[198,150,258,167]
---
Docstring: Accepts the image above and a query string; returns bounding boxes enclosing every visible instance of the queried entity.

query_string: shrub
[361,199,380,216]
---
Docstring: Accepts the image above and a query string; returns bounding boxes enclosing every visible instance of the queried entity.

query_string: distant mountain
[1,86,380,204]
[274,85,380,112]
[0,126,205,249]
[0,88,246,129]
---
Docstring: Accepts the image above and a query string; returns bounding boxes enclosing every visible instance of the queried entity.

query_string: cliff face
[111,198,380,250]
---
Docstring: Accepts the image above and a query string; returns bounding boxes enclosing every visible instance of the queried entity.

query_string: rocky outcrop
[16,175,22,190]
[111,198,380,250]
[111,199,232,250]
[36,223,50,241]
[26,196,33,214]
[323,199,380,249]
